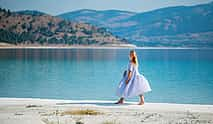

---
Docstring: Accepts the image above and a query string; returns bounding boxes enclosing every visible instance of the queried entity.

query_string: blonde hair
[130,50,138,66]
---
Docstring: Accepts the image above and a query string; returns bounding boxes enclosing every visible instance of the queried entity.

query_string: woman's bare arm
[125,71,132,84]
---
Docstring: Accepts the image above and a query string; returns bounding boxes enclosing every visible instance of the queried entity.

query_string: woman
[115,50,151,105]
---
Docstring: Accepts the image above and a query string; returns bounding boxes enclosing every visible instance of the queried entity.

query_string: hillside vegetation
[0,8,127,46]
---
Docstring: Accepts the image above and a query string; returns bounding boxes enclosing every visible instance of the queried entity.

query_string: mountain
[16,10,46,16]
[58,2,213,47]
[0,8,128,46]
[120,2,213,36]
[58,9,136,28]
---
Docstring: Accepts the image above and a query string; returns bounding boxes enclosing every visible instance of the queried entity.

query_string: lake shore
[0,42,212,49]
[0,45,210,50]
[0,97,213,124]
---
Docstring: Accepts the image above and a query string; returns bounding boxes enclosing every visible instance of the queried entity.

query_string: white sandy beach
[0,98,213,124]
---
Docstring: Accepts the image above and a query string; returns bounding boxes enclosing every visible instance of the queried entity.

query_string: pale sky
[0,0,212,15]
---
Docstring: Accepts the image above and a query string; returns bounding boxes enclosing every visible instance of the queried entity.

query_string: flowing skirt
[116,74,151,98]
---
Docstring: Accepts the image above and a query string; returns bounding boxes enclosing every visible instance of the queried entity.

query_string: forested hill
[0,8,128,46]
[59,2,213,47]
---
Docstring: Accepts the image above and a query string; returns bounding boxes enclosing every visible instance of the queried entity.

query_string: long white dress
[116,62,151,98]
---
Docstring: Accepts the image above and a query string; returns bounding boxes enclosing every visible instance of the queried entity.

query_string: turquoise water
[0,49,213,104]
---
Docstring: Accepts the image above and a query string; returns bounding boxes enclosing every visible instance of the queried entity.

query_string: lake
[0,48,213,104]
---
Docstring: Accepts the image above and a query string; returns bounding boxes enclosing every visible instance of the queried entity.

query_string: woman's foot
[115,98,124,104]
[115,101,124,104]
[138,95,144,105]
[138,102,144,105]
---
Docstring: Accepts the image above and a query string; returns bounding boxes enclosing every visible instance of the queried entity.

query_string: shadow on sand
[56,102,135,106]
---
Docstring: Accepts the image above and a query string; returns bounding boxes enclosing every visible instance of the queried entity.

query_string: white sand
[0,98,213,124]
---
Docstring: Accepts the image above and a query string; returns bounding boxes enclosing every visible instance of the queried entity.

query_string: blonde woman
[115,50,151,105]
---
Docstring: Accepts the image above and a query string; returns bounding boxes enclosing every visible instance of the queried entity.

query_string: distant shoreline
[0,46,212,50]
[0,43,212,49]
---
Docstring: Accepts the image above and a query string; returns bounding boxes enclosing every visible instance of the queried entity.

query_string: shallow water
[0,48,213,104]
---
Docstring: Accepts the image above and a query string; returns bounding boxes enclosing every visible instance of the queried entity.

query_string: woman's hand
[125,79,129,84]
[125,70,132,85]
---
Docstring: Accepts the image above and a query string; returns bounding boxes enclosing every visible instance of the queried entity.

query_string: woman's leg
[115,97,124,104]
[138,94,144,105]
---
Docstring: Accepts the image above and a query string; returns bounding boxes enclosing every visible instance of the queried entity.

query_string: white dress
[116,62,151,98]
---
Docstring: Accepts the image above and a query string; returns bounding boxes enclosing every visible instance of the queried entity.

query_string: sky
[0,0,213,15]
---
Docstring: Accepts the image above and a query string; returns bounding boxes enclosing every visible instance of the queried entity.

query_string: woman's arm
[125,70,132,84]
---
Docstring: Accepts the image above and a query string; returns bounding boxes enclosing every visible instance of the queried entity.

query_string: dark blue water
[0,48,213,104]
